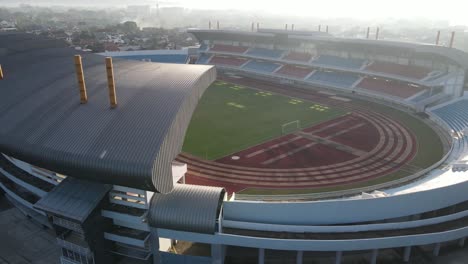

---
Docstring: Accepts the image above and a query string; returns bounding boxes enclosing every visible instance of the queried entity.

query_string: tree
[121,21,139,34]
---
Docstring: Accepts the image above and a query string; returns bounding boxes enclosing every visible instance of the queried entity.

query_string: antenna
[449,31,456,48]
[155,0,160,17]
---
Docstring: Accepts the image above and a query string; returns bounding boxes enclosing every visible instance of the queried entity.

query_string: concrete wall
[223,179,468,225]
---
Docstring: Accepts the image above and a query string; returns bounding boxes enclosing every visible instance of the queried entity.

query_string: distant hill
[0,0,160,7]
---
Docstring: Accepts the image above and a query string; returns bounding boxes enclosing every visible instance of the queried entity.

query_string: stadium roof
[188,29,468,69]
[0,33,216,193]
[148,184,226,234]
[34,177,111,223]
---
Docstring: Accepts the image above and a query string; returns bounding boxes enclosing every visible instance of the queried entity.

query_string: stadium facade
[1,28,468,264]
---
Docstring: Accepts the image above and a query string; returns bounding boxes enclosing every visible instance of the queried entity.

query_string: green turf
[182,81,346,160]
[238,99,446,196]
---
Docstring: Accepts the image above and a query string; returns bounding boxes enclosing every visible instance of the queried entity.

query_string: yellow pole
[105,57,117,108]
[74,55,87,104]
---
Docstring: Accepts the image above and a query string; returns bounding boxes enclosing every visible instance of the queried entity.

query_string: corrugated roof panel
[148,184,226,234]
[0,33,217,193]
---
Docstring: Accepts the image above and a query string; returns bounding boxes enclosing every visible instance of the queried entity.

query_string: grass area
[238,99,446,196]
[182,81,346,160]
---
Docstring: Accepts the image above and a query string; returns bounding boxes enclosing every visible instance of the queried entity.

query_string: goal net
[281,120,301,135]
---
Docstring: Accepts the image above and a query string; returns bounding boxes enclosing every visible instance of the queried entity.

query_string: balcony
[104,226,150,248]
[0,155,55,193]
[57,231,92,257]
[111,242,151,261]
[0,172,40,206]
[101,203,147,226]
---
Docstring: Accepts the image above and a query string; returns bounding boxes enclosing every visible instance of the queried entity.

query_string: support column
[403,246,411,262]
[459,237,466,248]
[370,249,378,264]
[258,248,265,264]
[150,228,161,264]
[296,251,303,264]
[335,251,342,264]
[433,243,441,256]
[211,244,225,264]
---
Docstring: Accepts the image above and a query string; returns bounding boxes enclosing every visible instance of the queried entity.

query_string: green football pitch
[182,81,346,160]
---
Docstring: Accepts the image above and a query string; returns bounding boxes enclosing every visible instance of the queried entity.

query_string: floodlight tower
[155,0,160,18]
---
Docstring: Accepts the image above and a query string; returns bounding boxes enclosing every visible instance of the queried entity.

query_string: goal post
[281,120,301,135]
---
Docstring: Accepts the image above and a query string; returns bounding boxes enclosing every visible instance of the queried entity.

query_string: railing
[56,236,92,256]
[223,207,468,234]
[200,50,435,86]
[53,216,84,234]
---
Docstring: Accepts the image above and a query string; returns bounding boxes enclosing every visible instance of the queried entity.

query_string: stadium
[0,26,468,264]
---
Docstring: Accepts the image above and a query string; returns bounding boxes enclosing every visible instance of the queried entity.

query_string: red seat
[209,56,249,67]
[357,78,425,98]
[276,65,313,78]
[283,51,313,62]
[366,61,431,79]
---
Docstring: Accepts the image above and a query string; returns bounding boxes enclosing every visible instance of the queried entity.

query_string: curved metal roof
[148,184,226,234]
[0,33,216,193]
[189,29,468,69]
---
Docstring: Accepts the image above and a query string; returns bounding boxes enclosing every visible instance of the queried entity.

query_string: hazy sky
[5,0,468,26]
[173,0,468,25]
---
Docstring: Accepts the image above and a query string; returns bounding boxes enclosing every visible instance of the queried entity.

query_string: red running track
[180,77,418,193]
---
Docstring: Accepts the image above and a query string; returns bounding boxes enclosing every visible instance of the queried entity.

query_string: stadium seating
[432,99,468,160]
[210,44,249,53]
[199,43,208,51]
[246,47,285,59]
[357,77,425,98]
[209,56,249,67]
[307,70,360,88]
[275,65,313,79]
[196,53,212,64]
[118,54,188,64]
[242,60,282,73]
[312,55,365,69]
[365,61,432,79]
[282,51,313,62]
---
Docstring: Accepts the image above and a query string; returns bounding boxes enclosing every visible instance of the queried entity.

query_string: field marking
[245,136,303,158]
[297,124,368,156]
[245,115,352,159]
[226,102,246,109]
[261,123,366,165]
[305,116,351,134]
[330,96,351,102]
[261,142,318,165]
